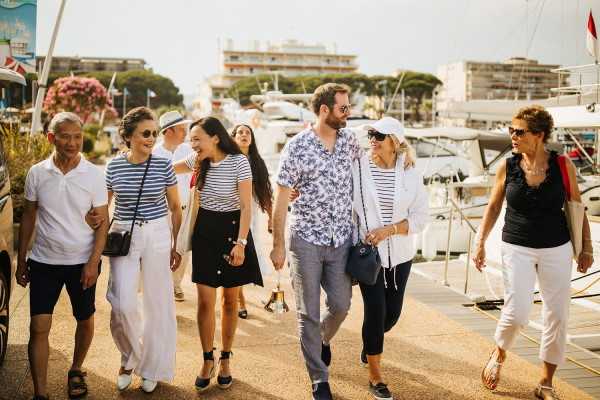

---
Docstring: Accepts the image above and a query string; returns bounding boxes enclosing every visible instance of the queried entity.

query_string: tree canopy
[227,71,441,122]
[43,76,115,123]
[47,69,184,114]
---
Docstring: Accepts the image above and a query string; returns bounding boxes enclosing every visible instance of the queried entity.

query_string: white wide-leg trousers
[495,241,573,365]
[107,217,177,381]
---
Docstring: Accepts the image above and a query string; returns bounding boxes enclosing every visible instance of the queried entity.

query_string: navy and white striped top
[369,159,395,225]
[185,153,252,212]
[106,154,177,221]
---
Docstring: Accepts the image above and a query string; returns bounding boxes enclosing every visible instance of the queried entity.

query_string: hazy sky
[37,0,600,97]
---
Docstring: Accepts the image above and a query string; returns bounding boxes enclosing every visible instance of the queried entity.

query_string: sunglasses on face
[508,127,527,137]
[139,129,158,139]
[338,104,352,114]
[367,130,387,141]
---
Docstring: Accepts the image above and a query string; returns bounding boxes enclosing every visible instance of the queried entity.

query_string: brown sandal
[534,384,560,400]
[481,350,503,390]
[67,369,88,399]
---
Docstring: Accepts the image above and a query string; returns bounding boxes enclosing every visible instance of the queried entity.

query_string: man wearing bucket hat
[153,110,194,301]
[353,116,428,400]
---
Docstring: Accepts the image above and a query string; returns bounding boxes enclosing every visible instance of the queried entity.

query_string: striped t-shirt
[185,153,252,212]
[369,159,396,225]
[106,154,177,221]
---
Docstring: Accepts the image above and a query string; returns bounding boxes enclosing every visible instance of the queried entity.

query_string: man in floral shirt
[271,83,362,400]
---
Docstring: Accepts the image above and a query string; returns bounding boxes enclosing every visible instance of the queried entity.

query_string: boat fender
[421,224,437,261]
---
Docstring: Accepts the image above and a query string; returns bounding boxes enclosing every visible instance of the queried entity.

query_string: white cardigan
[352,154,429,269]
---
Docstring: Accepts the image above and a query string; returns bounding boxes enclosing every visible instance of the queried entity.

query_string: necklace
[521,159,546,176]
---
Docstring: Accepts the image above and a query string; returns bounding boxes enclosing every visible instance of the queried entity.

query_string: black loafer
[312,382,333,400]
[369,382,393,400]
[321,343,331,367]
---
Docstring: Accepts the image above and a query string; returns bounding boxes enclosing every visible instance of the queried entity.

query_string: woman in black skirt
[174,117,262,391]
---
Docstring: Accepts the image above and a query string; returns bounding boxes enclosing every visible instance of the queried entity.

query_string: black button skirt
[191,207,263,288]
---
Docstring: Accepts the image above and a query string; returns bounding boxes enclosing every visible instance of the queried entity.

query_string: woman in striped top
[231,124,273,319]
[105,107,182,394]
[174,117,262,392]
[351,117,428,400]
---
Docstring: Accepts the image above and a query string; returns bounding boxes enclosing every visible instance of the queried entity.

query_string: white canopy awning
[0,68,26,86]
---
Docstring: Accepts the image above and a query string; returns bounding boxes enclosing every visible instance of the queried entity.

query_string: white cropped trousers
[106,217,177,381]
[495,241,573,366]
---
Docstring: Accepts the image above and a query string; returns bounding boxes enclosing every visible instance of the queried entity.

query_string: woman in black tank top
[472,106,593,399]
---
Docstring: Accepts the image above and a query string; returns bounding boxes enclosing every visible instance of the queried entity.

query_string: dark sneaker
[321,343,331,366]
[312,382,333,400]
[369,382,393,400]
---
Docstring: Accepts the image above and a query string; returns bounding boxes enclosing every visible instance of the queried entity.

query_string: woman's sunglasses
[367,130,387,141]
[508,127,527,137]
[139,129,158,139]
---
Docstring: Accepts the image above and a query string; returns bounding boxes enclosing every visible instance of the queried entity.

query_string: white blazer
[352,153,429,268]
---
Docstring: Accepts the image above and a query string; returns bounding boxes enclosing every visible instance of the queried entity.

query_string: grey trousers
[288,230,352,384]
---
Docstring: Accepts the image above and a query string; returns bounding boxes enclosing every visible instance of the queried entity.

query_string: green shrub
[0,121,53,222]
[83,134,95,153]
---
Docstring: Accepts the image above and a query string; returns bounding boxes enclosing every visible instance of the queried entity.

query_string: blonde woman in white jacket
[352,117,428,400]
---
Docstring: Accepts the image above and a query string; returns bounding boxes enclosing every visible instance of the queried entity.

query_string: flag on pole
[587,10,598,61]
[147,89,157,98]
[123,87,130,97]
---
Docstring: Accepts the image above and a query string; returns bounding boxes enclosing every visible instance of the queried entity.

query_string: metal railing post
[464,231,472,294]
[443,207,454,286]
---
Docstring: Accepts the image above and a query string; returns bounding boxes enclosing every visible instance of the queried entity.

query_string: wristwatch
[235,238,248,246]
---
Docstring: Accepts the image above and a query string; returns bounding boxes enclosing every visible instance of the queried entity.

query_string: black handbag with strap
[346,160,382,285]
[102,155,152,257]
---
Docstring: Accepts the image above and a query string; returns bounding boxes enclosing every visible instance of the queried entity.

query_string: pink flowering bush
[43,77,117,123]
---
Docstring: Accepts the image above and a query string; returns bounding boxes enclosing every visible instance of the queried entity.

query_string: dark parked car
[0,67,25,364]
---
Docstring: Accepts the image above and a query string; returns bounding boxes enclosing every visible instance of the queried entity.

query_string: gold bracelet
[583,251,594,256]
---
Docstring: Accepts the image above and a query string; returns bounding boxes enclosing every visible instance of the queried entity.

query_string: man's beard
[325,113,347,130]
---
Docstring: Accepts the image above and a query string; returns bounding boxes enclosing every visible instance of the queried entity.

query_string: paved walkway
[0,259,594,400]
[0,199,595,400]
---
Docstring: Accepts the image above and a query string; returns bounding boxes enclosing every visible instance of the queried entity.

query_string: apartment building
[36,56,147,74]
[436,57,568,127]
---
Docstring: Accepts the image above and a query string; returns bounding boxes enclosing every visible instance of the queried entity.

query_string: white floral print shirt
[277,127,363,247]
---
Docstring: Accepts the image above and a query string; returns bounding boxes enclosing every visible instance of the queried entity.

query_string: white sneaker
[117,373,132,391]
[141,378,158,393]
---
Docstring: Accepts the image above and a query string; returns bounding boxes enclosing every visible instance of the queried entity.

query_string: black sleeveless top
[502,151,570,248]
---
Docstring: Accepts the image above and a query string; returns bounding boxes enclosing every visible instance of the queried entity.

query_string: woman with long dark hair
[174,117,262,392]
[231,124,273,319]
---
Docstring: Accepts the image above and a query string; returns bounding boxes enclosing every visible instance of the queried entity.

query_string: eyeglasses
[367,130,387,141]
[139,129,158,139]
[508,127,527,137]
[338,104,352,114]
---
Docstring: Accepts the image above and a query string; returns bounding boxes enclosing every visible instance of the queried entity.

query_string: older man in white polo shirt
[16,112,109,400]
[153,110,194,301]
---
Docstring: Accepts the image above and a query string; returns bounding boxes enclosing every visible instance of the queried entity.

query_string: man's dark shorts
[28,259,100,321]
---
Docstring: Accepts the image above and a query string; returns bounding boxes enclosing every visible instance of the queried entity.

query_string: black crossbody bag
[346,160,382,285]
[102,155,152,257]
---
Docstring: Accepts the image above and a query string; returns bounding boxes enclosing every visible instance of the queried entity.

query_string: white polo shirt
[153,142,194,202]
[24,155,108,265]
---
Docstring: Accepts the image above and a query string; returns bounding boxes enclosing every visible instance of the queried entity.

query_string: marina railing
[442,198,478,294]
